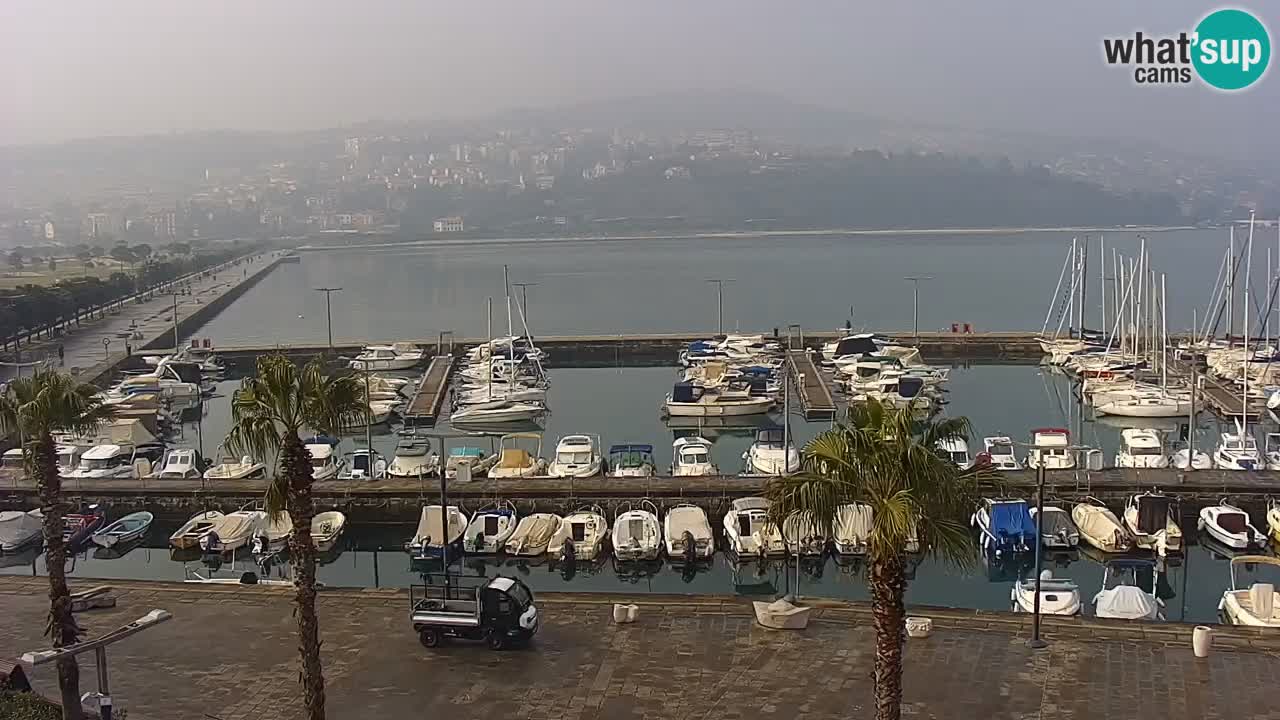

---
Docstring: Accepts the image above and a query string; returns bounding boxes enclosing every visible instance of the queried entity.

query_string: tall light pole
[705,279,733,335]
[314,287,342,351]
[903,276,933,341]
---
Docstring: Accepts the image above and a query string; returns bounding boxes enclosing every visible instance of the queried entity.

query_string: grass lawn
[0,258,132,289]
[0,691,62,719]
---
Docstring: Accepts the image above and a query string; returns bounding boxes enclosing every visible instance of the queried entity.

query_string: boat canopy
[609,444,653,455]
[755,427,786,445]
[304,434,340,447]
[731,496,770,513]
[1037,509,1077,538]
[989,500,1035,539]
[498,449,532,469]
[832,335,879,357]
[897,376,925,398]
[1134,494,1173,534]
[671,382,701,403]
[449,447,485,458]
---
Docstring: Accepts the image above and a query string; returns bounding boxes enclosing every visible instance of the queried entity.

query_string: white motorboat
[782,512,827,556]
[671,436,717,476]
[407,505,467,559]
[1071,499,1134,553]
[1198,502,1266,550]
[1114,429,1169,469]
[832,503,874,555]
[1011,570,1082,615]
[1025,428,1074,470]
[311,511,346,553]
[450,399,545,426]
[936,437,974,470]
[199,509,266,553]
[252,512,293,554]
[1093,559,1162,620]
[53,444,89,476]
[546,434,604,478]
[611,501,662,561]
[743,427,800,475]
[973,498,1035,556]
[1122,492,1182,557]
[168,509,224,549]
[350,400,398,427]
[1218,555,1280,627]
[116,358,200,399]
[607,444,656,478]
[1269,498,1280,545]
[150,448,204,479]
[1029,505,1080,549]
[203,454,267,481]
[486,433,548,479]
[462,501,518,554]
[663,382,773,417]
[64,442,165,480]
[981,436,1022,471]
[1171,447,1212,470]
[550,506,609,561]
[305,442,343,481]
[824,333,881,362]
[1265,433,1280,470]
[349,343,425,371]
[338,449,386,480]
[92,511,154,548]
[1215,430,1261,470]
[1095,394,1190,418]
[723,497,785,558]
[663,504,714,560]
[0,509,43,552]
[443,446,497,480]
[503,513,562,556]
[454,384,548,406]
[386,439,439,478]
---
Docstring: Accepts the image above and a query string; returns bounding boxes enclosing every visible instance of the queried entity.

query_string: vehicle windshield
[311,456,329,468]
[1131,446,1162,456]
[990,443,1014,456]
[83,457,114,470]
[683,451,709,464]
[1,456,23,469]
[557,451,592,464]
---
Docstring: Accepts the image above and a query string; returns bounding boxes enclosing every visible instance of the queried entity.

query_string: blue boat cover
[739,366,773,376]
[688,341,713,351]
[990,501,1034,541]
[671,382,697,402]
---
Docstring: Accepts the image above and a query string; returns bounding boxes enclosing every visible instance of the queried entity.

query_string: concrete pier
[401,355,455,424]
[786,349,837,420]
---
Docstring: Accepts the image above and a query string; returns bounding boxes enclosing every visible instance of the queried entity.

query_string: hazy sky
[2,1,1277,158]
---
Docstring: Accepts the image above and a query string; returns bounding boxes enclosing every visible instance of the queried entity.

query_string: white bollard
[1192,625,1214,658]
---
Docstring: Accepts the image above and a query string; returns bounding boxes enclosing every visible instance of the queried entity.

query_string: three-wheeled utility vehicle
[410,574,538,650]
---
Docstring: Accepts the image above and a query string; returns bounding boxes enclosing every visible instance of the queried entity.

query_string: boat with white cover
[1219,555,1280,627]
[1215,430,1261,470]
[723,497,785,558]
[663,504,714,560]
[936,437,974,470]
[1095,393,1190,418]
[1269,498,1280,545]
[92,511,154,548]
[1072,498,1134,553]
[1114,429,1169,469]
[832,503,874,555]
[550,506,609,561]
[782,512,827,556]
[486,433,548,478]
[1025,428,1074,470]
[611,501,662,561]
[1029,505,1080,549]
[607,444,656,478]
[1122,491,1182,557]
[306,442,343,481]
[462,501,518,554]
[199,509,266,553]
[1093,559,1162,620]
[547,434,603,478]
[252,512,293,554]
[203,453,267,481]
[1198,502,1265,550]
[311,511,346,553]
[387,439,439,478]
[349,343,425,371]
[169,510,223,549]
[0,509,43,552]
[663,382,773,417]
[504,513,562,556]
[407,505,467,559]
[450,399,545,426]
[1011,570,1081,615]
[743,426,799,475]
[671,436,717,476]
[1171,446,1212,470]
[980,436,1022,471]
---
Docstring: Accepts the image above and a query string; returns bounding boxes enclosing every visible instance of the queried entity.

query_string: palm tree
[0,370,116,720]
[765,399,991,720]
[224,354,365,720]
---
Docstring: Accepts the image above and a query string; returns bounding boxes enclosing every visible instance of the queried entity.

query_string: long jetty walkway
[402,355,455,425]
[786,349,836,420]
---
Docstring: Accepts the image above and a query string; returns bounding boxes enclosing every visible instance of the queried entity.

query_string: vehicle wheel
[486,632,506,651]
[419,628,442,649]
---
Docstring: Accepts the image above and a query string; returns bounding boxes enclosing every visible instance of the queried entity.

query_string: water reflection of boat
[731,558,781,595]
[611,556,665,583]
[441,419,544,437]
[0,543,41,568]
[92,537,145,560]
[666,555,715,583]
[1090,414,1185,433]
[982,548,1034,582]
[664,414,780,441]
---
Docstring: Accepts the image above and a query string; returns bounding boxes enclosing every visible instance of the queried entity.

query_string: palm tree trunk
[869,553,907,720]
[33,433,84,720]
[282,435,326,720]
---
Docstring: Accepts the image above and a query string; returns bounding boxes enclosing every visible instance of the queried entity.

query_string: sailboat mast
[503,264,514,386]
[1099,235,1107,334]
[1079,236,1089,337]
[487,296,493,399]
[1068,237,1078,338]
[1243,213,1255,429]
[1161,274,1168,390]
[1228,226,1235,345]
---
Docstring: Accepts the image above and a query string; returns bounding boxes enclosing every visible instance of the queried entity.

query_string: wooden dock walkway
[787,349,837,420]
[402,355,454,424]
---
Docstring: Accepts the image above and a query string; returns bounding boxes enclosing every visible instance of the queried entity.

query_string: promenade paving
[2,252,272,382]
[1,578,1277,720]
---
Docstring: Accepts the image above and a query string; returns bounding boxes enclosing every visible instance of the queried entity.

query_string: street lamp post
[314,287,342,351]
[705,279,733,335]
[1028,461,1048,650]
[903,276,933,341]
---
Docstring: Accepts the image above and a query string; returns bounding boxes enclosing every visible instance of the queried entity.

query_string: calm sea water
[198,229,1268,344]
